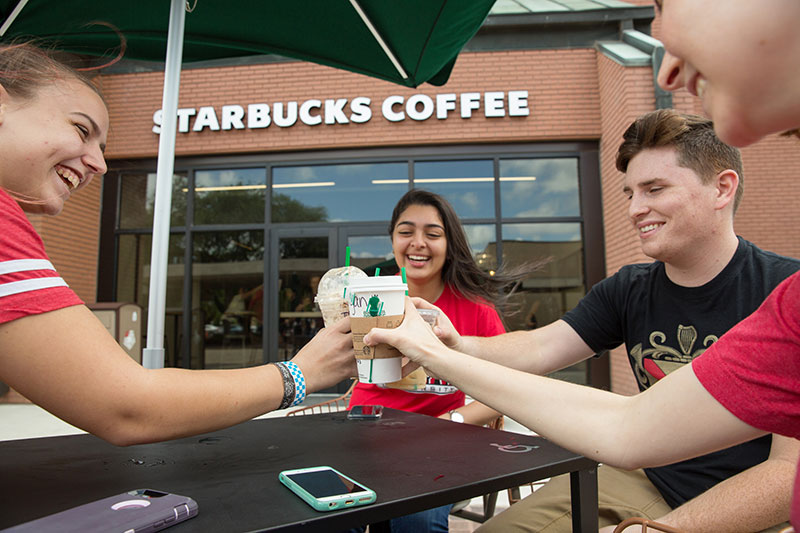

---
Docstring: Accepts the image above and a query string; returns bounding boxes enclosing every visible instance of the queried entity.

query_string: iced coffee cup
[347,276,408,384]
[314,266,367,327]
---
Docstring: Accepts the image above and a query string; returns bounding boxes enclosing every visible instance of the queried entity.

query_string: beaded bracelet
[273,361,307,409]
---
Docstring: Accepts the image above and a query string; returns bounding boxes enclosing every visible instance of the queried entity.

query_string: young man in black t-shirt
[445,110,800,533]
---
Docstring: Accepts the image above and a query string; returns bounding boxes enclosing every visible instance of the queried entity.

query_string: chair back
[613,517,685,533]
[285,380,357,416]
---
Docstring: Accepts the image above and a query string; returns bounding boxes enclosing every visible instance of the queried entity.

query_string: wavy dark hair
[389,189,543,315]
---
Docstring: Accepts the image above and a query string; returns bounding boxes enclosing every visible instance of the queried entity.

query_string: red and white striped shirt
[0,189,82,324]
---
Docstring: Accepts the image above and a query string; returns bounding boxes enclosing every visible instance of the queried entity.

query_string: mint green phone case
[279,466,377,512]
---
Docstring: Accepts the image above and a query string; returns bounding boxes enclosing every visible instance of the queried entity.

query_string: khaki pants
[476,465,788,533]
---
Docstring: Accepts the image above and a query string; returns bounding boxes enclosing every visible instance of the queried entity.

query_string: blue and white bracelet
[273,361,307,409]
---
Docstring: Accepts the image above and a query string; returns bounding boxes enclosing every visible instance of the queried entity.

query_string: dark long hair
[389,189,543,315]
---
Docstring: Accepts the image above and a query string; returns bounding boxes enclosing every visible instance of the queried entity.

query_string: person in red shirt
[348,189,534,532]
[0,43,355,446]
[349,189,521,422]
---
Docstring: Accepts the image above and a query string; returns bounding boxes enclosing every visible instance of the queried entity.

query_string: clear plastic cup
[315,295,350,327]
[417,308,441,380]
[314,266,367,327]
[417,308,440,328]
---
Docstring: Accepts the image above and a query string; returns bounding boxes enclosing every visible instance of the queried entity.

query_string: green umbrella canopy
[0,0,495,87]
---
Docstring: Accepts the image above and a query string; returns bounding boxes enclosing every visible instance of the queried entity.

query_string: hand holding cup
[363,297,449,374]
[409,297,462,350]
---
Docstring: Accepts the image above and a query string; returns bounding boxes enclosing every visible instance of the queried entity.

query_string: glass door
[268,226,395,394]
[338,226,396,276]
[191,230,265,370]
[269,227,336,364]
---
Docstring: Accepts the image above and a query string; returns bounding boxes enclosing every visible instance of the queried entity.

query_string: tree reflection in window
[194,168,265,225]
[271,193,328,223]
[192,231,264,264]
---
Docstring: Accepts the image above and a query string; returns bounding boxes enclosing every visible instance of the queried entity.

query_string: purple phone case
[3,489,198,532]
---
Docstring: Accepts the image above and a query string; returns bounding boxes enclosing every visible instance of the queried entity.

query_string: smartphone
[347,404,384,420]
[279,466,377,512]
[4,489,198,533]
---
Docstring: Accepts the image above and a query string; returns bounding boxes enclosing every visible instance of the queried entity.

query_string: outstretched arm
[438,400,504,427]
[411,297,594,375]
[366,299,766,469]
[0,304,356,446]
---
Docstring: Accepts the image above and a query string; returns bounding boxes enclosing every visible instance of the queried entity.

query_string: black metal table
[0,408,597,532]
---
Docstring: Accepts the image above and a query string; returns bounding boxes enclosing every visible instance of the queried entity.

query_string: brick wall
[99,49,602,160]
[735,138,800,259]
[596,54,656,395]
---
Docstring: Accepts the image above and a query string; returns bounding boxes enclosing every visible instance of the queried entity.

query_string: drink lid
[315,266,367,301]
[346,276,408,293]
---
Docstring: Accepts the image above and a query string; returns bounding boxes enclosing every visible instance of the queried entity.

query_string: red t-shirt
[0,189,82,324]
[693,271,800,526]
[348,283,506,417]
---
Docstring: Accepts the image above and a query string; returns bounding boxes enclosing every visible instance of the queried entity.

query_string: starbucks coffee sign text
[152,91,529,134]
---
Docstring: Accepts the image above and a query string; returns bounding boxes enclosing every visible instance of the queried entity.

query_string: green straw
[401,267,408,295]
[344,246,352,298]
[374,267,380,276]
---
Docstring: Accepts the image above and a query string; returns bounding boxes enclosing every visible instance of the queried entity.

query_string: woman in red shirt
[348,189,533,532]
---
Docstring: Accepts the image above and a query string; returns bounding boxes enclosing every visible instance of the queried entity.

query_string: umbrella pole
[143,0,186,370]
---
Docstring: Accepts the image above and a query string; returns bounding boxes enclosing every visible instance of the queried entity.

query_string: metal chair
[505,477,549,507]
[612,517,685,533]
[285,380,357,416]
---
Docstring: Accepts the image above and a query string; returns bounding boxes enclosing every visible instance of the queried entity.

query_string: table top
[0,409,596,532]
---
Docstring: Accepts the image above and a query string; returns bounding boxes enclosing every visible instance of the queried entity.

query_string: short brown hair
[616,109,744,212]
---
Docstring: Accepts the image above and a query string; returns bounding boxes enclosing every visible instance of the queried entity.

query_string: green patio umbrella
[0,0,495,368]
[0,0,494,87]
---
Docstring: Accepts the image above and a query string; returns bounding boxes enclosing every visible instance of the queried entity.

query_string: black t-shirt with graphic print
[562,237,800,508]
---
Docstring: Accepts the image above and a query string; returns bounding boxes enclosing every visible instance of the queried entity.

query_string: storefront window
[119,172,187,229]
[499,158,580,218]
[277,236,327,360]
[272,163,407,222]
[116,233,186,367]
[108,146,600,387]
[413,160,495,218]
[501,222,586,382]
[346,235,395,275]
[195,168,266,225]
[463,224,498,273]
[192,230,265,369]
